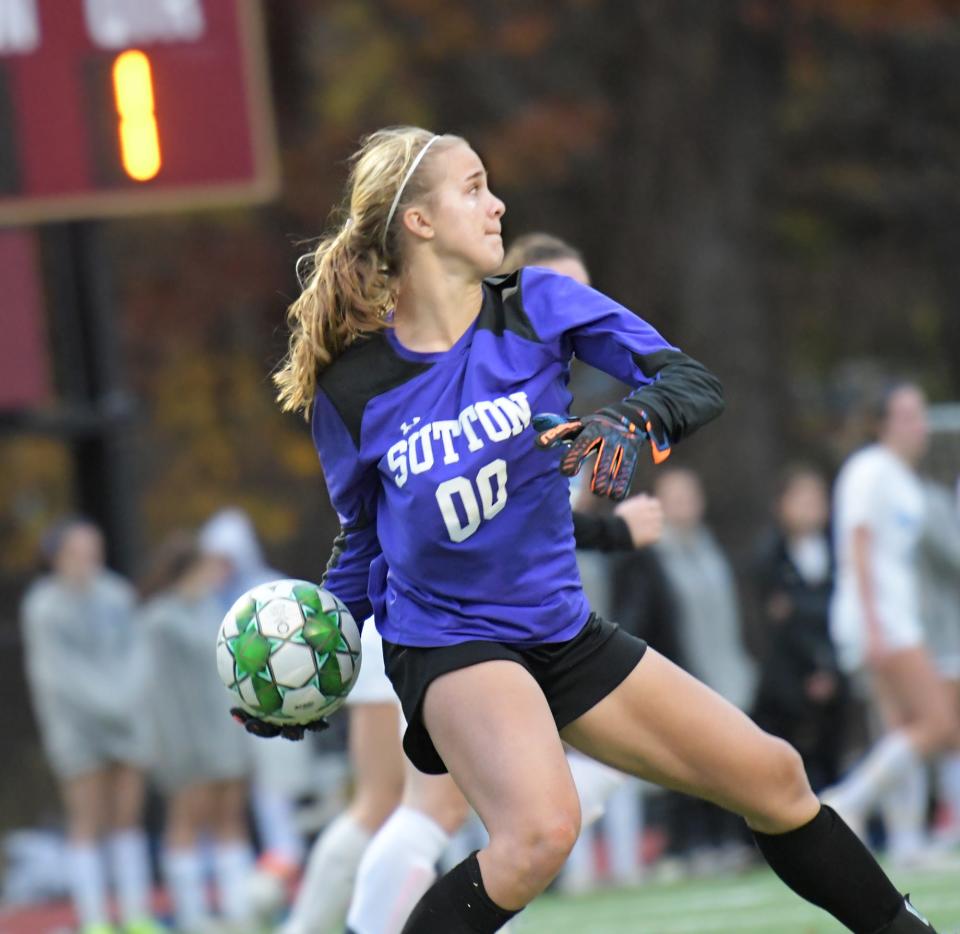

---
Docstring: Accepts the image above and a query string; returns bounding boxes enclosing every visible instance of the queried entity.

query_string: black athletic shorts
[381,613,647,775]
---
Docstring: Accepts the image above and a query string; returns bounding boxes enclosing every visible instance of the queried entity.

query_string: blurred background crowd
[2,1,960,933]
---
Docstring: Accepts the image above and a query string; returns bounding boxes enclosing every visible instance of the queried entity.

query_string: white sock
[65,841,109,927]
[282,813,372,934]
[603,779,645,883]
[827,730,921,817]
[567,753,628,828]
[212,841,255,923]
[881,760,929,859]
[107,829,153,923]
[163,846,211,932]
[937,753,960,819]
[346,807,450,934]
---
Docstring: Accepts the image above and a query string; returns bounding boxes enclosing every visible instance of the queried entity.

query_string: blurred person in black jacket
[752,465,848,793]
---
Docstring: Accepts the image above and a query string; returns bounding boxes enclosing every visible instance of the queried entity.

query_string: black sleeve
[572,512,633,552]
[624,349,725,443]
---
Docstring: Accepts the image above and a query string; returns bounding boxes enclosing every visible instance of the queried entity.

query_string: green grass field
[514,859,960,933]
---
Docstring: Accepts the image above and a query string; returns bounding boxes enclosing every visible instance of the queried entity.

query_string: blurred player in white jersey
[824,384,960,860]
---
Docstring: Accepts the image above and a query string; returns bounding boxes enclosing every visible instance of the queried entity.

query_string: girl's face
[656,471,705,530]
[778,474,828,536]
[413,142,506,277]
[881,386,929,465]
[54,524,104,587]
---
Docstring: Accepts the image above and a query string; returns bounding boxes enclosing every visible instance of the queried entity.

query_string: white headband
[382,135,440,248]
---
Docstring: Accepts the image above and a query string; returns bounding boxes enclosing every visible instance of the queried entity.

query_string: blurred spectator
[652,468,757,711]
[825,384,960,864]
[651,468,757,870]
[751,466,848,792]
[199,508,282,600]
[19,518,162,934]
[917,479,960,847]
[139,531,253,932]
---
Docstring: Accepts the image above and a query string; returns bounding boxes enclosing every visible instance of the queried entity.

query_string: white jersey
[830,444,926,669]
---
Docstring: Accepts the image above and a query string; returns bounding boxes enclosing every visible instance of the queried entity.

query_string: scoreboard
[0,0,278,224]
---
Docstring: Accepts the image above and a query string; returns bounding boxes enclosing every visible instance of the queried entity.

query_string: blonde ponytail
[274,127,463,418]
[274,223,392,415]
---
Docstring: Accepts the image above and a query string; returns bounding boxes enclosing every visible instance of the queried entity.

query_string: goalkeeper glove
[230,707,330,741]
[533,403,671,501]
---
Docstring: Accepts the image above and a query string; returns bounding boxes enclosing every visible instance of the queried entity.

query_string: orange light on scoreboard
[112,50,161,182]
[0,0,278,225]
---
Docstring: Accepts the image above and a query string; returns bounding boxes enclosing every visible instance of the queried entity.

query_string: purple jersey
[312,267,722,647]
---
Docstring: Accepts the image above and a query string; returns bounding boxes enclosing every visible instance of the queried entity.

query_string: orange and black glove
[533,404,671,501]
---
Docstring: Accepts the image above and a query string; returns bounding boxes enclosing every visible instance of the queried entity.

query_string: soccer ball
[216,579,361,725]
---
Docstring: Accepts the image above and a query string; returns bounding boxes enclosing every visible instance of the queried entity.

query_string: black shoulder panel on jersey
[477,271,541,343]
[317,332,433,448]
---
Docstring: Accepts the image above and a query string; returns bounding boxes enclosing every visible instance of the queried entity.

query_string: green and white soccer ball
[216,579,361,725]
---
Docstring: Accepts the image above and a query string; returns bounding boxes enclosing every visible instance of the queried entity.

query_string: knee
[494,805,581,892]
[749,738,817,834]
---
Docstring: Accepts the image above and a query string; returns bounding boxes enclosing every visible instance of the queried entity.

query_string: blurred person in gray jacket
[139,532,253,932]
[20,517,162,934]
[652,468,758,870]
[653,469,757,711]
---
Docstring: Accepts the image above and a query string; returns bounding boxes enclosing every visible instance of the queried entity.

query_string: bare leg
[421,661,580,910]
[560,650,819,832]
[349,702,405,830]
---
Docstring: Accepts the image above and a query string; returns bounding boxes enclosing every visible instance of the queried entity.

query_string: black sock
[400,850,519,934]
[752,805,910,933]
